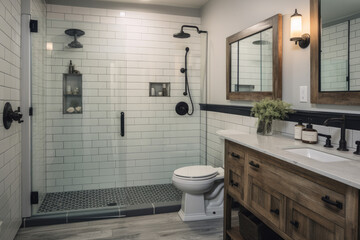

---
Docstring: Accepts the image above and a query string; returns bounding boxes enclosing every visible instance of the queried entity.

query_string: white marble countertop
[217,130,360,189]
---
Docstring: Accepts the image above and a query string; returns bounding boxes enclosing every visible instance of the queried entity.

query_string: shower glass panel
[30,1,203,217]
[30,3,129,215]
[30,0,47,215]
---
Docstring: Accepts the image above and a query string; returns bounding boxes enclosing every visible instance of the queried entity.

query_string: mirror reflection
[230,28,273,92]
[320,0,360,92]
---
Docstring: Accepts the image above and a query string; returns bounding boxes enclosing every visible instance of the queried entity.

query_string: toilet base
[178,206,224,221]
[178,181,224,221]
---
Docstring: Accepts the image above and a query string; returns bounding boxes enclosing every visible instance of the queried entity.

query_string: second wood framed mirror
[310,0,360,105]
[226,14,283,101]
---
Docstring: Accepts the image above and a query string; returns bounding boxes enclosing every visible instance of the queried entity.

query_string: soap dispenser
[294,119,304,140]
[302,120,318,144]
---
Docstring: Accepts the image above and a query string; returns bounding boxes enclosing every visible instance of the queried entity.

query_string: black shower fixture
[175,47,194,116]
[182,47,190,96]
[3,102,23,130]
[175,102,189,116]
[65,29,85,48]
[173,25,208,39]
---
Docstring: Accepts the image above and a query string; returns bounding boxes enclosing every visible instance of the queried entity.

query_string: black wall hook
[3,102,23,130]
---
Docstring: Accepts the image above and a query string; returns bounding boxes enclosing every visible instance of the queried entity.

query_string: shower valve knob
[3,102,23,130]
[180,68,186,73]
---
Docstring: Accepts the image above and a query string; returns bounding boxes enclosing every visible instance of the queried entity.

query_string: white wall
[201,0,360,114]
[0,0,22,238]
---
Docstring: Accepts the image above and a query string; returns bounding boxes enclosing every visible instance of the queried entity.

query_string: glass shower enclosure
[25,0,205,220]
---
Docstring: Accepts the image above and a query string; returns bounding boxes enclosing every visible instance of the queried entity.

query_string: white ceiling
[89,0,209,9]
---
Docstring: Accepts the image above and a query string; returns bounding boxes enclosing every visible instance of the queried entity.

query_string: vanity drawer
[227,169,244,202]
[286,199,345,240]
[225,140,245,167]
[246,152,346,227]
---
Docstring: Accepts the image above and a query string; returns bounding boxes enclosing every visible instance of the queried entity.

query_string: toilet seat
[174,166,219,181]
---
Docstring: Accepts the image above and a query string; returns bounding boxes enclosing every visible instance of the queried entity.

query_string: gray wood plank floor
[15,213,227,240]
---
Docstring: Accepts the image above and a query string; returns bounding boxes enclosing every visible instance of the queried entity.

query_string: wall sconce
[290,9,310,48]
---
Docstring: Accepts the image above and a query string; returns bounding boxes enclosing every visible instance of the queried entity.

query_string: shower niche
[63,73,82,114]
[149,82,170,97]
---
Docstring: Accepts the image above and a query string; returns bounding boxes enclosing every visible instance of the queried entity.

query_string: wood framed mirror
[310,0,360,105]
[226,14,282,101]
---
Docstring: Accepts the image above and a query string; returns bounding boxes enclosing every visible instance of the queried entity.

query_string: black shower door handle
[121,112,125,137]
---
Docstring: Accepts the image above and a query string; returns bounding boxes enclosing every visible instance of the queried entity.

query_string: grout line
[151,203,155,214]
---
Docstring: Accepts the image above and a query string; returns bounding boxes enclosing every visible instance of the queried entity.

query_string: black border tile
[67,208,121,223]
[200,103,360,131]
[22,213,67,228]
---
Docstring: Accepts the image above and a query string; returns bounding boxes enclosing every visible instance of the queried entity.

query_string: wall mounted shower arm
[173,25,208,38]
[180,25,208,34]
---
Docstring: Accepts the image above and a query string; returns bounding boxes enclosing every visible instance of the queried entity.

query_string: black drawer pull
[231,152,240,159]
[290,220,299,228]
[270,209,279,215]
[249,161,260,168]
[321,195,343,210]
[230,180,239,187]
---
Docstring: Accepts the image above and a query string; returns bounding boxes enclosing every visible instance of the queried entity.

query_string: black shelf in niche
[63,74,82,114]
[149,82,170,97]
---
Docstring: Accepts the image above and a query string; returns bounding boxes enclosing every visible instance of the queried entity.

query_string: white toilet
[172,165,224,221]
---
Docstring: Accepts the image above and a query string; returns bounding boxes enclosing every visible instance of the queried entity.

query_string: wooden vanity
[224,140,359,240]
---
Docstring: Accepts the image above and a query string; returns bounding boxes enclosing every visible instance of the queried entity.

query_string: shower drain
[107,202,117,206]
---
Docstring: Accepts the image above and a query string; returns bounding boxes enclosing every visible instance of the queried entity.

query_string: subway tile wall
[350,18,360,91]
[0,0,22,239]
[321,18,360,91]
[204,111,360,168]
[43,5,203,192]
[229,29,272,92]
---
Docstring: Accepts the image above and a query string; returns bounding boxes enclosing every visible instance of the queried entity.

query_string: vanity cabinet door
[225,140,245,203]
[227,168,244,202]
[247,175,285,232]
[287,199,344,240]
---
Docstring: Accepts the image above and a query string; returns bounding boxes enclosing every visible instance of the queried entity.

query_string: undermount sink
[285,148,350,163]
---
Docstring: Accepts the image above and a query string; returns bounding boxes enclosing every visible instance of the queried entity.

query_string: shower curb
[21,203,180,228]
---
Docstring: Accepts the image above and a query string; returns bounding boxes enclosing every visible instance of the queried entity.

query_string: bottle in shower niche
[162,84,167,96]
[69,60,74,74]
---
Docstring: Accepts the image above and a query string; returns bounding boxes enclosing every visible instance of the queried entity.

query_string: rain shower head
[252,40,270,45]
[173,25,207,39]
[65,29,85,48]
[173,30,191,39]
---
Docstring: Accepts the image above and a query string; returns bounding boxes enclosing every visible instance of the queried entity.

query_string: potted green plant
[251,99,294,135]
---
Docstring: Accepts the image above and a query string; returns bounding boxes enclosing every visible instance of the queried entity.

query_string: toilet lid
[174,166,218,179]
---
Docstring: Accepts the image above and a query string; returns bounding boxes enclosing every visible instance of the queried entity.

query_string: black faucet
[323,115,348,151]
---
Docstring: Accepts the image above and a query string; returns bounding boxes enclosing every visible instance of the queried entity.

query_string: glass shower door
[30,13,129,216]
